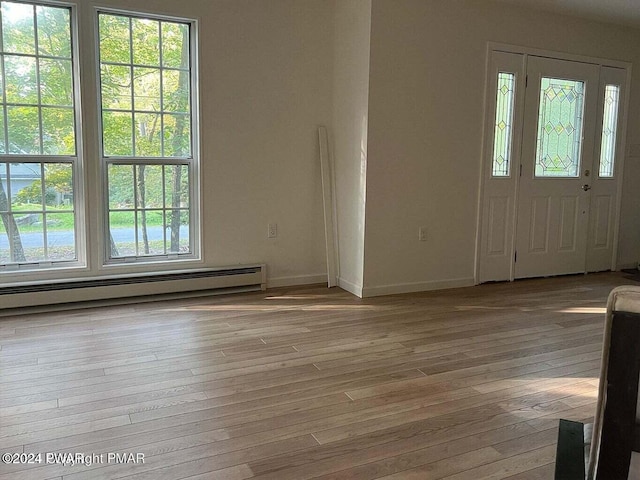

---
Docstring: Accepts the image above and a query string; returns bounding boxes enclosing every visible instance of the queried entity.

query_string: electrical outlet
[418,226,427,242]
[268,223,277,238]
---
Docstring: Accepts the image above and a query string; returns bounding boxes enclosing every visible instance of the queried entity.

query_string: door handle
[582,184,591,191]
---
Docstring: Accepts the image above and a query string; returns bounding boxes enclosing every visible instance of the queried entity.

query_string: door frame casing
[474,43,632,283]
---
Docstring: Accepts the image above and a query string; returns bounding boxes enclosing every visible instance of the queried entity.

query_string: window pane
[132,18,159,66]
[108,164,134,209]
[39,58,73,106]
[164,164,188,208]
[0,106,5,154]
[45,212,75,260]
[599,85,620,178]
[108,162,190,258]
[0,162,6,206]
[7,106,40,154]
[11,162,42,209]
[109,210,135,257]
[137,210,164,255]
[43,163,73,211]
[102,111,133,156]
[492,73,515,177]
[101,64,132,110]
[163,113,190,157]
[161,22,189,69]
[166,209,189,253]
[535,77,584,177]
[178,210,189,252]
[162,69,189,114]
[135,164,162,208]
[135,112,161,156]
[133,67,160,111]
[20,212,43,262]
[1,1,35,55]
[99,14,130,64]
[5,55,37,104]
[36,5,71,58]
[42,107,74,155]
[0,163,27,263]
[0,217,8,263]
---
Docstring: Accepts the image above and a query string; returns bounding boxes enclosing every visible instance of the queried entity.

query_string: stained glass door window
[598,85,620,177]
[534,77,585,177]
[492,72,515,176]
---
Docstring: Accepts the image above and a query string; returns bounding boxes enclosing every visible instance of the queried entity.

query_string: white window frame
[0,0,86,273]
[95,7,200,266]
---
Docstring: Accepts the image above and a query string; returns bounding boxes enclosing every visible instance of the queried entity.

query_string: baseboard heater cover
[0,265,266,310]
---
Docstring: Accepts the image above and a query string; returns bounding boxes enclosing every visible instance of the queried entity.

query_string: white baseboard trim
[267,274,327,289]
[338,277,364,298]
[362,277,475,298]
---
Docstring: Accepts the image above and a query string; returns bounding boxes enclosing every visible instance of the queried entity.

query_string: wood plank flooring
[0,272,634,479]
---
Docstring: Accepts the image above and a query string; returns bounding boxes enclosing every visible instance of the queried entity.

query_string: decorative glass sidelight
[598,85,620,178]
[492,72,515,177]
[535,77,585,177]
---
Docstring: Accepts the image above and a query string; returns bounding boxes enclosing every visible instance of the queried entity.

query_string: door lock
[582,184,591,191]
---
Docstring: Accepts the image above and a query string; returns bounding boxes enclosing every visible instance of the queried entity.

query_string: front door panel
[515,57,599,278]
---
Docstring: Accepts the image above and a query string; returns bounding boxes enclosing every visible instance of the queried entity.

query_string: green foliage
[1,5,194,263]
[99,13,191,158]
[13,163,72,206]
[99,14,129,63]
[14,181,54,205]
[45,163,72,194]
[0,3,75,155]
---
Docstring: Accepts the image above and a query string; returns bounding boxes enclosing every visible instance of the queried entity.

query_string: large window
[0,3,198,273]
[98,12,196,262]
[0,1,80,269]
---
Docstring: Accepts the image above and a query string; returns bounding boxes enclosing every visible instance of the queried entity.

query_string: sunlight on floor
[164,304,378,312]
[558,307,607,314]
[266,295,334,300]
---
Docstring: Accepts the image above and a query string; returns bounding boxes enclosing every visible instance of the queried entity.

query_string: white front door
[478,51,627,283]
[514,57,599,278]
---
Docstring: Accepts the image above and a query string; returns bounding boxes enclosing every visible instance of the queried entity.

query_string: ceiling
[495,0,640,29]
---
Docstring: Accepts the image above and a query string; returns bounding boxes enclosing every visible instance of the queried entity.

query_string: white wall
[332,0,371,296]
[361,0,640,294]
[7,0,640,296]
[17,0,334,288]
[195,0,333,287]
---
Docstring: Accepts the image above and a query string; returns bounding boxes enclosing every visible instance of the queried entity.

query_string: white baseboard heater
[0,264,266,311]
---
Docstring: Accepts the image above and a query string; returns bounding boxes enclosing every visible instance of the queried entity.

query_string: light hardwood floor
[0,272,635,479]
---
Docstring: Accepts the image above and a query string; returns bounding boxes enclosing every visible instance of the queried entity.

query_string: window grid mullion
[4,161,14,261]
[0,51,71,62]
[40,163,49,259]
[33,4,44,155]
[104,157,190,165]
[101,59,187,72]
[161,165,166,254]
[132,164,139,256]
[0,5,9,155]
[128,17,136,158]
[159,21,165,157]
[4,160,11,209]
[104,107,188,117]
[0,155,76,162]
[5,102,73,109]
